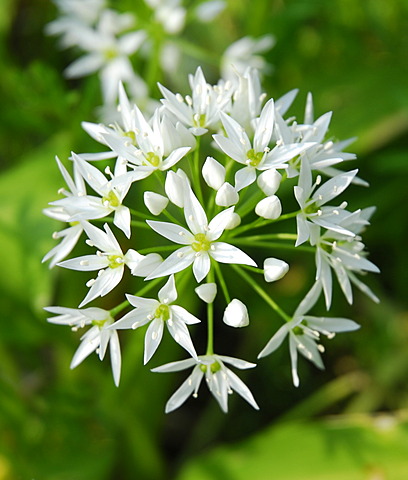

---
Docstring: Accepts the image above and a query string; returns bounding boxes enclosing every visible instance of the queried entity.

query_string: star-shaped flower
[152,354,259,413]
[145,188,257,282]
[258,281,360,386]
[110,275,200,363]
[45,305,121,386]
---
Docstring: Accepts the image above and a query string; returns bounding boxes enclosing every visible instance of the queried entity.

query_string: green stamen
[102,190,121,208]
[145,152,161,167]
[246,149,264,167]
[154,304,170,321]
[107,254,123,269]
[191,233,211,252]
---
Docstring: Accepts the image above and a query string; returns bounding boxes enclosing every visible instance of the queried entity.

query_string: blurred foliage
[0,0,407,478]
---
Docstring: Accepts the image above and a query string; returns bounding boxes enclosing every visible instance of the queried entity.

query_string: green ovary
[200,361,221,374]
[107,254,123,269]
[246,149,264,167]
[145,152,161,167]
[304,201,319,215]
[191,233,211,252]
[155,304,170,321]
[104,48,118,60]
[102,190,120,208]
[123,130,137,145]
[193,113,206,128]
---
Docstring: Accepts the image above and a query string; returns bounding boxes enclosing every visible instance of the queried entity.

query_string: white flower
[223,299,249,327]
[224,212,241,230]
[194,1,226,22]
[145,188,257,282]
[294,160,358,246]
[110,275,200,363]
[159,67,232,135]
[144,191,169,215]
[152,354,259,413]
[213,100,314,191]
[58,222,139,307]
[43,156,86,267]
[202,156,226,190]
[145,0,186,34]
[45,306,121,386]
[51,153,133,237]
[221,35,275,80]
[104,107,191,182]
[258,282,360,386]
[215,182,239,207]
[64,14,146,104]
[263,258,289,282]
[313,209,380,308]
[195,283,217,303]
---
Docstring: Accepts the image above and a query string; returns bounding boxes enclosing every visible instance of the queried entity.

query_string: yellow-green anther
[191,233,211,252]
[154,304,170,321]
[210,361,221,373]
[246,149,264,167]
[102,190,121,208]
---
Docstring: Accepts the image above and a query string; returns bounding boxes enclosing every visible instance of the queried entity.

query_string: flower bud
[215,182,239,207]
[224,212,241,230]
[165,170,188,207]
[264,258,289,282]
[255,195,282,219]
[257,169,282,196]
[223,299,249,327]
[202,156,226,190]
[195,283,217,303]
[144,191,169,215]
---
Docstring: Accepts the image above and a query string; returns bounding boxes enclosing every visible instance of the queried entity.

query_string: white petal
[289,336,300,387]
[305,316,360,333]
[183,189,208,235]
[207,207,235,241]
[147,220,193,245]
[234,167,256,192]
[114,206,131,238]
[58,255,108,271]
[218,355,257,369]
[128,252,163,277]
[171,305,201,325]
[258,322,292,358]
[151,358,197,373]
[145,247,195,280]
[314,169,358,205]
[144,318,164,364]
[164,369,203,413]
[109,330,121,386]
[167,319,198,359]
[70,327,100,369]
[210,242,257,267]
[158,275,178,304]
[254,98,274,152]
[226,369,259,410]
[192,253,211,282]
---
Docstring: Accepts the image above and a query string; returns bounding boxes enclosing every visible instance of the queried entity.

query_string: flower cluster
[44,53,378,412]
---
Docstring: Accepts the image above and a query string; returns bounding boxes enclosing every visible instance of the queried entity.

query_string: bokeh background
[1,0,408,478]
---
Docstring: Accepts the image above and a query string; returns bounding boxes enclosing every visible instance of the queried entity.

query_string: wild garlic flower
[109,275,200,364]
[152,354,259,413]
[58,222,141,307]
[43,156,86,267]
[45,306,121,386]
[50,153,133,238]
[258,282,360,387]
[146,187,257,282]
[159,67,233,136]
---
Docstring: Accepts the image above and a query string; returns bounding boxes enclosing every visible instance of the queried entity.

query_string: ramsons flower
[258,282,360,386]
[109,275,200,364]
[152,354,259,413]
[45,306,121,386]
[58,222,141,307]
[146,188,257,282]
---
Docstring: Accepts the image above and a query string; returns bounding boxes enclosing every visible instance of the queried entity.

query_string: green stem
[206,268,215,355]
[95,216,150,230]
[191,137,204,205]
[138,245,178,254]
[213,262,231,303]
[231,265,291,322]
[229,210,300,238]
[110,277,164,317]
[232,239,314,253]
[236,233,297,242]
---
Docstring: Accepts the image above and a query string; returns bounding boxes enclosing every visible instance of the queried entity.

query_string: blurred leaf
[175,414,408,480]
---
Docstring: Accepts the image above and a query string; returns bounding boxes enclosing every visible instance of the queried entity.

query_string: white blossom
[223,299,249,327]
[264,258,289,282]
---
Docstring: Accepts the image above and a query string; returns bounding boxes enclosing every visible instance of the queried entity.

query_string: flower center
[69,221,80,227]
[102,190,121,208]
[145,151,161,167]
[191,233,211,252]
[246,149,264,167]
[104,47,118,60]
[154,304,170,321]
[91,314,113,328]
[304,201,319,215]
[107,254,124,269]
[293,326,304,335]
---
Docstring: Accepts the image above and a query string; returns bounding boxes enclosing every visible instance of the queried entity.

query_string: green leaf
[175,415,408,480]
